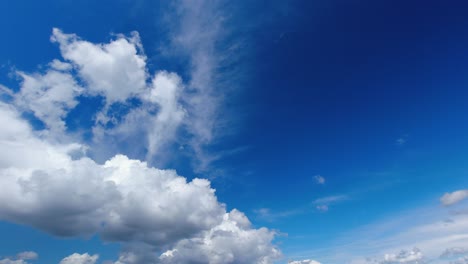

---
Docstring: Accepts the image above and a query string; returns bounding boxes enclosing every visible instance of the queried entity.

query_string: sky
[0,0,468,263]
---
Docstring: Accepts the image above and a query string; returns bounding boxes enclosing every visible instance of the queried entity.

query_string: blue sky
[1,0,468,264]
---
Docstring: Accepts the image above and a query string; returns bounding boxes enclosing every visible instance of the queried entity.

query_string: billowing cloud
[441,247,468,258]
[59,253,98,264]
[159,209,280,264]
[441,190,468,206]
[0,60,279,263]
[51,28,147,104]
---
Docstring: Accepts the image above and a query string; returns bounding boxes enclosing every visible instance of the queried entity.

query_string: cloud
[313,195,347,205]
[441,247,468,258]
[288,259,322,264]
[0,99,279,262]
[0,259,28,264]
[314,175,325,184]
[450,257,468,264]
[3,28,190,165]
[159,209,281,264]
[59,253,98,264]
[313,195,347,211]
[254,207,303,221]
[0,252,37,264]
[16,252,37,261]
[14,69,82,134]
[167,0,242,171]
[380,248,424,263]
[315,205,329,212]
[51,28,147,104]
[441,190,468,206]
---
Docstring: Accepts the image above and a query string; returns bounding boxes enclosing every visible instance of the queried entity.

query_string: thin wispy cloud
[314,175,326,184]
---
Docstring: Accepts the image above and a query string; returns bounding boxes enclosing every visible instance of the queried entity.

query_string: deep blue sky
[1,0,468,263]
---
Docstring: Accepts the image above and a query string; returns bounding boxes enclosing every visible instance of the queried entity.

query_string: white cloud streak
[441,190,468,206]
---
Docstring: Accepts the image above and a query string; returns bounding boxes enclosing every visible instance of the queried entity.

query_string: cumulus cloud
[0,20,280,263]
[59,253,98,264]
[288,259,321,264]
[159,209,280,264]
[0,94,279,262]
[441,190,468,206]
[2,28,191,164]
[51,28,147,104]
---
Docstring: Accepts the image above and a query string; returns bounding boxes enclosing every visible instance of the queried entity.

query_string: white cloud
[288,259,322,264]
[14,70,82,134]
[16,252,37,261]
[313,195,347,205]
[49,59,72,71]
[51,28,147,104]
[0,259,28,264]
[314,175,325,184]
[315,205,329,212]
[381,248,423,263]
[159,209,280,264]
[313,195,347,211]
[144,71,186,159]
[5,29,190,164]
[441,190,468,206]
[0,101,279,263]
[441,247,468,258]
[451,257,468,264]
[169,0,235,171]
[0,252,37,264]
[59,253,98,264]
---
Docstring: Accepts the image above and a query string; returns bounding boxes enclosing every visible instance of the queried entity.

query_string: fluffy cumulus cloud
[59,253,98,264]
[159,209,280,264]
[51,28,147,103]
[440,190,468,206]
[0,29,280,263]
